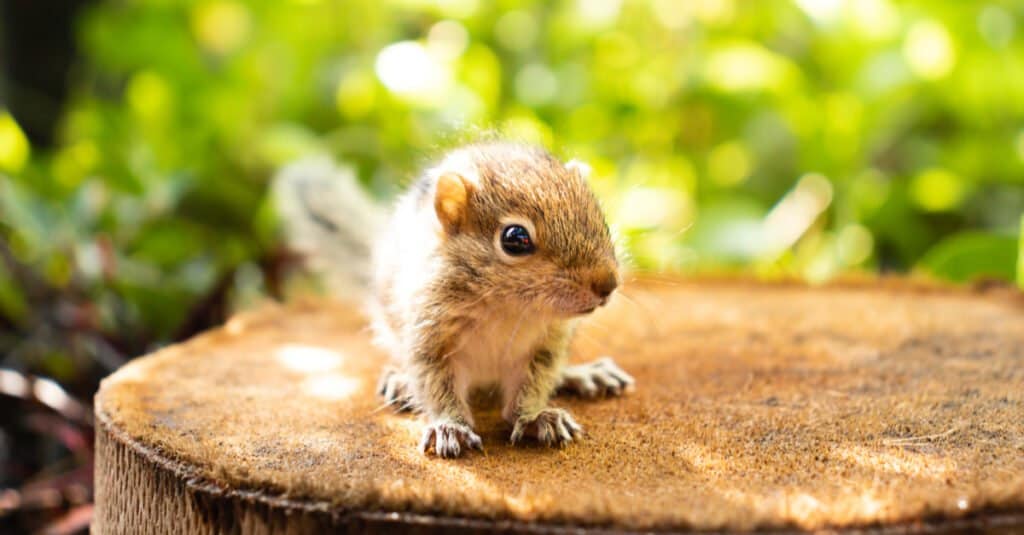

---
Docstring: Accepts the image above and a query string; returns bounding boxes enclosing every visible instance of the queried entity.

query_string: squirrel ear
[565,159,592,179]
[434,172,472,234]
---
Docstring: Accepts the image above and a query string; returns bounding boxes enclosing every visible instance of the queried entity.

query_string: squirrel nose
[591,272,618,299]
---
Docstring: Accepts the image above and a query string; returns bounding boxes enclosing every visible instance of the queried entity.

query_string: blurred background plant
[1,0,1022,531]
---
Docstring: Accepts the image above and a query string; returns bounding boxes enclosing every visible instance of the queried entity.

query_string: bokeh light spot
[256,124,323,166]
[375,41,451,105]
[427,20,469,61]
[903,20,956,80]
[0,111,30,173]
[849,169,891,219]
[438,85,487,123]
[276,344,344,374]
[910,168,967,212]
[691,0,735,26]
[303,374,361,401]
[651,0,692,29]
[431,0,479,18]
[127,71,173,123]
[191,1,251,55]
[708,141,753,187]
[838,224,874,266]
[849,0,899,40]
[335,70,377,119]
[500,112,553,147]
[618,187,694,231]
[978,6,1015,49]
[761,173,834,258]
[576,0,622,28]
[795,0,843,25]
[705,43,793,92]
[651,0,734,29]
[797,173,835,207]
[52,141,99,188]
[515,63,559,106]
[494,11,537,51]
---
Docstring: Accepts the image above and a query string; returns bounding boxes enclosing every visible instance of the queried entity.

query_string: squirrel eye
[500,224,535,256]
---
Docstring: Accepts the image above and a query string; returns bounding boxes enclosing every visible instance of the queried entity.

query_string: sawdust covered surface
[96,278,1024,531]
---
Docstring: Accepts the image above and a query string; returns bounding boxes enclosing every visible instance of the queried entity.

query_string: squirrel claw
[558,356,635,398]
[377,368,415,412]
[420,421,482,458]
[511,408,583,447]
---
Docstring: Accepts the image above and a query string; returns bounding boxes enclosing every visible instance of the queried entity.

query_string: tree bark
[92,277,1024,534]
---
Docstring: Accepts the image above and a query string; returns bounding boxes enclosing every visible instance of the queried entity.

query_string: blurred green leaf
[128,220,207,266]
[0,261,29,323]
[918,232,1018,283]
[1018,214,1024,289]
[42,351,77,381]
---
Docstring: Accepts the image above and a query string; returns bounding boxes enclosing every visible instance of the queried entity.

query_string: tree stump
[93,277,1024,534]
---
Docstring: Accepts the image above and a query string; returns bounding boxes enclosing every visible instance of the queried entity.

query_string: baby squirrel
[275,141,634,458]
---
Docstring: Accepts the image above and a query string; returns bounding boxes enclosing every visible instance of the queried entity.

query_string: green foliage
[1018,214,1024,288]
[918,232,1018,283]
[1,0,1023,361]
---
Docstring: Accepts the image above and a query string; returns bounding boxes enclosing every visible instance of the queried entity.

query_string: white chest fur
[449,305,551,390]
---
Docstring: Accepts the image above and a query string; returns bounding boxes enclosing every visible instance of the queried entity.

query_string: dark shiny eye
[500,224,535,256]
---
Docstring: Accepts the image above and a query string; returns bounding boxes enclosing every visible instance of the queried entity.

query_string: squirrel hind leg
[376,368,418,413]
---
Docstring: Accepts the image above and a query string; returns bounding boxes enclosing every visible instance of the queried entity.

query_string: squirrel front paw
[376,368,415,412]
[419,420,483,458]
[510,408,584,447]
[558,356,635,398]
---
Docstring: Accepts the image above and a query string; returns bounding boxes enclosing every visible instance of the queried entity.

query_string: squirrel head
[430,142,619,316]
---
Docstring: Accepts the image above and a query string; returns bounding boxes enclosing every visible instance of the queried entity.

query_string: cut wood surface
[93,277,1024,534]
